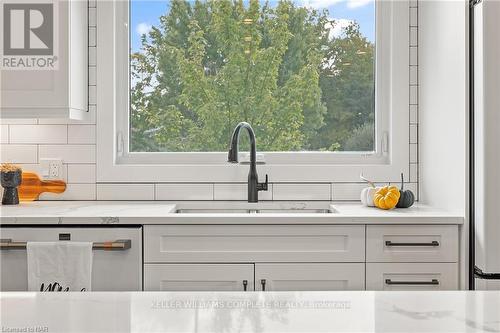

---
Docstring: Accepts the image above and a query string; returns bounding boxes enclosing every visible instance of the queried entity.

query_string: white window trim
[97,0,409,183]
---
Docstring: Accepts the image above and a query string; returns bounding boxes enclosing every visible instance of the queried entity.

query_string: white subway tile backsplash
[410,47,418,65]
[0,145,38,164]
[410,163,418,183]
[332,183,367,201]
[156,184,213,200]
[89,47,96,66]
[1,125,8,144]
[89,8,97,26]
[410,66,418,85]
[214,183,273,201]
[0,119,37,125]
[410,86,418,105]
[89,86,97,105]
[68,125,96,144]
[39,145,95,164]
[97,184,155,200]
[410,7,418,26]
[410,27,418,46]
[273,184,330,201]
[38,112,95,125]
[67,164,96,183]
[410,124,418,144]
[40,184,96,200]
[89,27,97,47]
[410,144,418,163]
[89,66,97,86]
[9,125,67,144]
[410,105,418,124]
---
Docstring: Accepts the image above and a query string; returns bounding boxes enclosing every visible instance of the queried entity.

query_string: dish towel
[27,242,93,292]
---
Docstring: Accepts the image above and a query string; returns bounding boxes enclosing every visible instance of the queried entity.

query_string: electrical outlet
[40,158,63,180]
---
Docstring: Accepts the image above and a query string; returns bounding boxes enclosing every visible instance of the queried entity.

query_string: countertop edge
[0,201,465,225]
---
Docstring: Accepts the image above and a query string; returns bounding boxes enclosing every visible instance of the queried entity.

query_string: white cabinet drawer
[366,225,458,262]
[255,263,365,291]
[144,225,365,263]
[366,263,458,290]
[144,264,254,291]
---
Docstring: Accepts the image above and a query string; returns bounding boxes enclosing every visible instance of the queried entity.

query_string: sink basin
[174,202,337,214]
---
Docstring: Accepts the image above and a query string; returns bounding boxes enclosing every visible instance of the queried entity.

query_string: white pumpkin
[360,187,378,207]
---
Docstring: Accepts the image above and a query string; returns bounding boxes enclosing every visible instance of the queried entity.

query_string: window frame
[97,0,410,183]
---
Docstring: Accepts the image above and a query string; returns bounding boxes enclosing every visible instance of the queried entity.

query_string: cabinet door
[144,264,254,291]
[1,0,88,119]
[366,263,458,290]
[255,263,365,291]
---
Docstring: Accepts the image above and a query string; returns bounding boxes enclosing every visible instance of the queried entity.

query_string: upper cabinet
[0,0,88,119]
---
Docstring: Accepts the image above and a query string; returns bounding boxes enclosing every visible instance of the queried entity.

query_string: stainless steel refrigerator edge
[470,0,500,289]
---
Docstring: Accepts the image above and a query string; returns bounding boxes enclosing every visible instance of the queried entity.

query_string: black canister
[1,169,22,205]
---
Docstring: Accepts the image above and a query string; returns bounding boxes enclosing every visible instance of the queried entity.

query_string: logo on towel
[40,282,87,292]
[1,1,58,70]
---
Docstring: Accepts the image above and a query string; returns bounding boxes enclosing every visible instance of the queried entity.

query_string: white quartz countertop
[1,291,498,332]
[0,201,464,224]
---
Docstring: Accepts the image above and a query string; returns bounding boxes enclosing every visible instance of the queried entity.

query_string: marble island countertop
[0,201,464,224]
[1,291,498,332]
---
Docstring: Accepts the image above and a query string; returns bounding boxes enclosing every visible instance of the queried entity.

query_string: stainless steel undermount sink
[174,203,337,214]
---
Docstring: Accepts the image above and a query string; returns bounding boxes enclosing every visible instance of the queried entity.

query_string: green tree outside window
[130,0,375,153]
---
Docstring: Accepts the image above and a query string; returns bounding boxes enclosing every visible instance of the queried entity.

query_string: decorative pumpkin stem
[400,172,404,190]
[360,172,375,188]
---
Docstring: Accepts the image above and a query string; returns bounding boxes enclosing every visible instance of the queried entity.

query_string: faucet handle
[258,174,269,192]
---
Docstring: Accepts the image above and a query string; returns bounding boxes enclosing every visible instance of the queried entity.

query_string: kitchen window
[97,0,410,182]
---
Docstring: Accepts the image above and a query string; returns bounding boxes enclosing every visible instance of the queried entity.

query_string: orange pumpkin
[373,186,401,210]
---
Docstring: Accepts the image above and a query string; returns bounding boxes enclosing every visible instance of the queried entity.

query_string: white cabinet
[366,225,459,290]
[366,263,458,290]
[143,224,460,292]
[144,225,365,263]
[1,0,88,119]
[255,263,365,291]
[144,264,254,291]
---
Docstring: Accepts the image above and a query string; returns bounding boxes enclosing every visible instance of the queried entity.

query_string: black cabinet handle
[385,279,439,285]
[385,241,440,247]
[260,279,266,291]
[243,280,248,291]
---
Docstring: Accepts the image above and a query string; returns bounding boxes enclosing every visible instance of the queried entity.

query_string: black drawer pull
[260,279,266,291]
[385,241,440,247]
[243,280,248,291]
[385,279,439,285]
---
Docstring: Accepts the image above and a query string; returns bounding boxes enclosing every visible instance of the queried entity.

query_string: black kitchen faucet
[227,122,269,203]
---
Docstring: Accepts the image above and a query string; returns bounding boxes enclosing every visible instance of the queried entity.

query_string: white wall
[419,0,468,212]
[419,0,468,288]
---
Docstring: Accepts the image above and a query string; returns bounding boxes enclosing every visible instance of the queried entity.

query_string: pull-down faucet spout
[228,122,269,203]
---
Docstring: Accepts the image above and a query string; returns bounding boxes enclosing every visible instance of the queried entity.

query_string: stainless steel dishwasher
[0,226,142,291]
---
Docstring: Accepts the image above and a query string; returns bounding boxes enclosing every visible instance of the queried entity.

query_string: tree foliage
[130,0,375,152]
